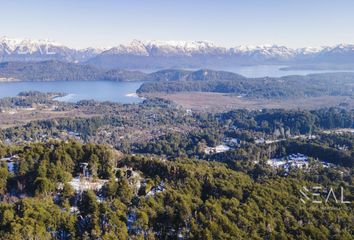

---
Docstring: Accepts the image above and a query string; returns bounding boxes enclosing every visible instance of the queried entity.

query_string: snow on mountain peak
[0,36,62,49]
[0,36,104,62]
[103,40,224,56]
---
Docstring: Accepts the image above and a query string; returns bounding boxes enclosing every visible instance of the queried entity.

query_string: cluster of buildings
[266,153,335,171]
[266,153,309,171]
[204,137,240,155]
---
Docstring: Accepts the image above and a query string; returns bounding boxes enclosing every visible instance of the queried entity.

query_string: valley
[0,92,352,239]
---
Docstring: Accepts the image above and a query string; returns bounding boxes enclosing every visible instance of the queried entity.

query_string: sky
[0,0,354,49]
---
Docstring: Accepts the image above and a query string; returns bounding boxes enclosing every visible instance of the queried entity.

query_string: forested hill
[138,72,354,99]
[143,69,246,81]
[0,61,246,82]
[0,61,146,81]
[0,141,352,239]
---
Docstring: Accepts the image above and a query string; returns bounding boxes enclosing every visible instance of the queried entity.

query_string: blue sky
[1,0,353,48]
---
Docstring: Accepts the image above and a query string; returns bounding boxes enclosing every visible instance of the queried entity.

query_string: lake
[0,81,144,103]
[141,65,354,78]
[0,65,352,103]
[202,65,354,78]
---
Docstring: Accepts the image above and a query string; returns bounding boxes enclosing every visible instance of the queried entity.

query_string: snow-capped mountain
[102,40,227,56]
[100,40,299,58]
[0,36,104,63]
[88,40,326,69]
[230,45,297,60]
[1,36,354,69]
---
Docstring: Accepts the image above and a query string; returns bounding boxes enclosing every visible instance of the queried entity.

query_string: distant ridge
[0,61,246,82]
[0,61,144,81]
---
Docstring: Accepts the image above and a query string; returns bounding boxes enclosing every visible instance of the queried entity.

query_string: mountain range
[1,37,354,69]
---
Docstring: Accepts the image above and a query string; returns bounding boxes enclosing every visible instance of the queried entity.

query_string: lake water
[141,65,354,78]
[214,65,334,78]
[199,65,354,78]
[0,65,352,103]
[0,81,144,103]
